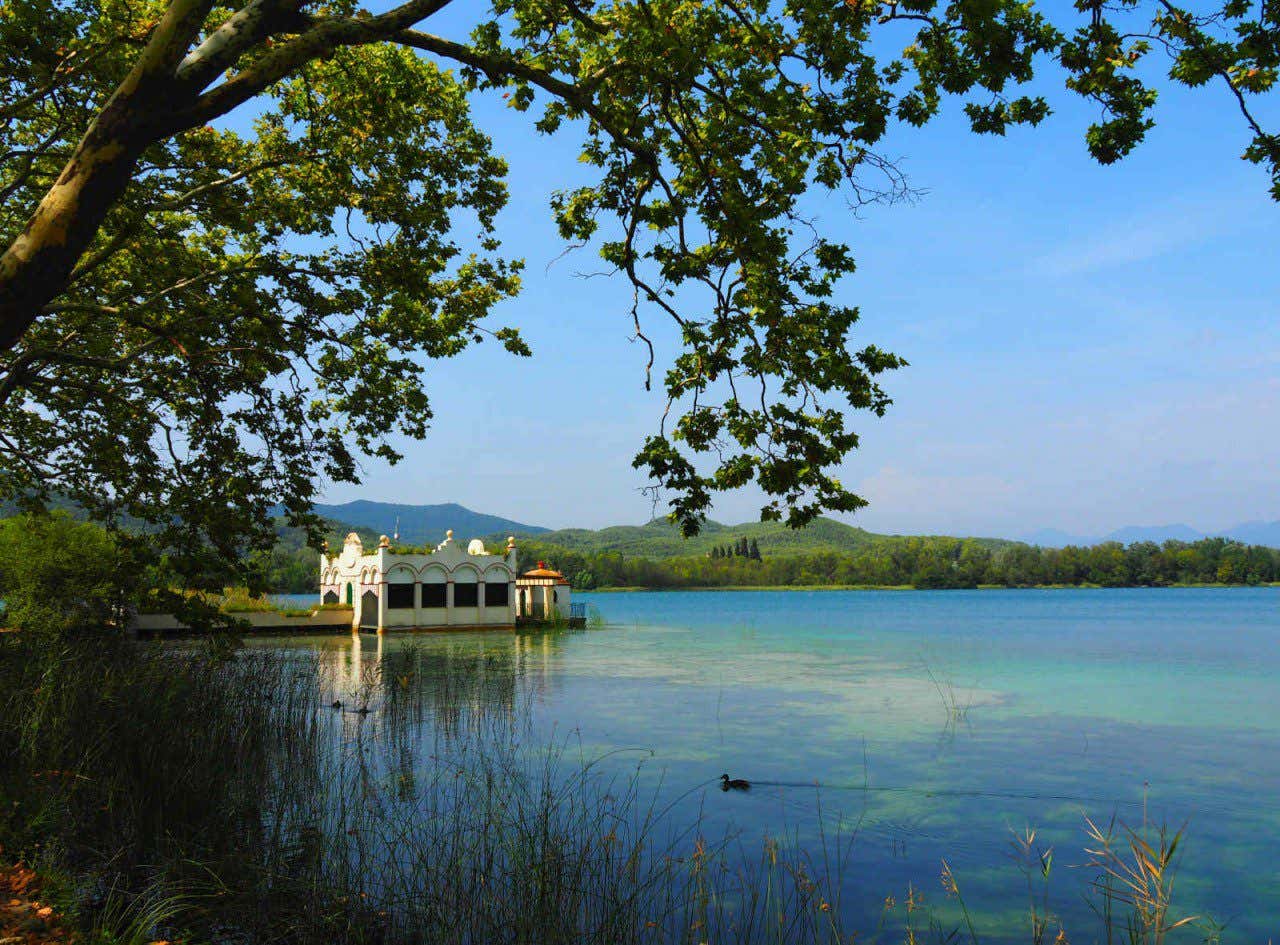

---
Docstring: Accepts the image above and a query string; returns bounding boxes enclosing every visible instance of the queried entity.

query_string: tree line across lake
[258,527,1280,593]
[512,535,1280,591]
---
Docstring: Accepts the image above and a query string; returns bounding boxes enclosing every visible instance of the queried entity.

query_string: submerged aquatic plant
[922,662,974,723]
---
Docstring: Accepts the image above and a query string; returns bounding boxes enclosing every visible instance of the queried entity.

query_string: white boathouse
[320,530,519,632]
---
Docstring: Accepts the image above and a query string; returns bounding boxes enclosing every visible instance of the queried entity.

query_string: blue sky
[306,17,1279,539]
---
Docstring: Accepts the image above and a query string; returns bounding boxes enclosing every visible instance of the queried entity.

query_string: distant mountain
[1024,520,1280,548]
[309,501,548,545]
[1221,520,1280,547]
[1101,523,1204,545]
[1021,527,1087,548]
[504,516,1015,559]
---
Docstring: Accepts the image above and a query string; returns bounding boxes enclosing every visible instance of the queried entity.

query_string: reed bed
[0,633,1208,945]
[0,635,857,944]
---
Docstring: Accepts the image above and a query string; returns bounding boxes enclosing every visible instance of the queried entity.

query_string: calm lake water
[264,588,1280,941]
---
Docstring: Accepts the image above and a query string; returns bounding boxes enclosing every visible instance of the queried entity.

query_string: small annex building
[320,530,518,632]
[515,561,574,622]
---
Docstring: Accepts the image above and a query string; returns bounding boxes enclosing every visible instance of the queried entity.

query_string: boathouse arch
[418,563,449,582]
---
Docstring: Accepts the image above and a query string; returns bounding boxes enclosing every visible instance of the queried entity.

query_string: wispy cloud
[1032,200,1240,278]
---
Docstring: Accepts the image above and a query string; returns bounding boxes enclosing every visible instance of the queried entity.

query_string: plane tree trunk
[0,90,167,354]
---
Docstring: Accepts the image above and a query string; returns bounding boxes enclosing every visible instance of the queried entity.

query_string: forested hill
[259,517,381,593]
[265,513,1280,592]
[504,516,1016,559]
[10,504,1275,593]
[509,533,1280,591]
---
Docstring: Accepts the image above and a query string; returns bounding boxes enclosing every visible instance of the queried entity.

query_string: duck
[720,773,750,791]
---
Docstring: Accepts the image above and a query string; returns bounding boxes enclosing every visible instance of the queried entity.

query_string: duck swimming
[720,773,750,791]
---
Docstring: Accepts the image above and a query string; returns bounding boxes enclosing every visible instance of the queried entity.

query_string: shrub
[0,512,136,640]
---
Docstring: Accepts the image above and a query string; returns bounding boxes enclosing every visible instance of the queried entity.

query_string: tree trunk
[0,96,160,355]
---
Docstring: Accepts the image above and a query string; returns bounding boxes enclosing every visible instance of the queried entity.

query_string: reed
[922,663,973,722]
[1010,825,1059,945]
[0,633,1211,945]
[1083,814,1199,945]
[0,634,854,945]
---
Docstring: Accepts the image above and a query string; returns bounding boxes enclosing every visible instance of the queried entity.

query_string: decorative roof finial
[506,535,516,551]
[378,534,390,548]
[446,529,453,541]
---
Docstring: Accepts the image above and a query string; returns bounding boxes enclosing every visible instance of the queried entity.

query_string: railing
[569,602,587,619]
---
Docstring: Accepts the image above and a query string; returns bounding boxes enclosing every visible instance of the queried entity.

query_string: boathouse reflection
[318,629,572,743]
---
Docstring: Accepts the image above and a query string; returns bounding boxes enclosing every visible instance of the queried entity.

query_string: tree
[2,0,1276,572]
[0,511,137,638]
[748,538,760,561]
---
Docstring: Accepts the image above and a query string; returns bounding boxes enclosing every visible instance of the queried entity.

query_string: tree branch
[174,0,456,126]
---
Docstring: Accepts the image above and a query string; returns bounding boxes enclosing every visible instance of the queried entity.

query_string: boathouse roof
[519,561,569,585]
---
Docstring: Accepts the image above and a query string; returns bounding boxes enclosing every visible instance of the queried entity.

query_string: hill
[502,516,1016,559]
[306,501,547,545]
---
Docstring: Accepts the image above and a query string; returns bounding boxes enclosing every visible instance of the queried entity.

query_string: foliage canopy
[0,511,136,636]
[0,0,1275,571]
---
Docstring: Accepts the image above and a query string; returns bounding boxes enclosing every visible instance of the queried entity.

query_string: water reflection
[311,629,579,745]
[242,590,1280,943]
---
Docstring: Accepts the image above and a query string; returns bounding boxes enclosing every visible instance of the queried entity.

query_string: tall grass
[0,634,856,944]
[0,632,1212,945]
[1083,814,1199,945]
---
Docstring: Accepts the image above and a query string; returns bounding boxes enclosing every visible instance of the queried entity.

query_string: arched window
[360,590,378,628]
[453,574,479,607]
[484,566,510,606]
[386,567,415,609]
[420,566,447,608]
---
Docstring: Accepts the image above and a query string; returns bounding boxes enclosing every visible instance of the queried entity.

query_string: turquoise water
[265,588,1280,941]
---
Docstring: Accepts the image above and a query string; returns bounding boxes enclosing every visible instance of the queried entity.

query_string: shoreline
[585,581,1280,593]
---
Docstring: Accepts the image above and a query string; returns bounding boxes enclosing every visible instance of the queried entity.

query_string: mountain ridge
[304,502,1280,557]
[1021,520,1280,548]
[307,501,548,545]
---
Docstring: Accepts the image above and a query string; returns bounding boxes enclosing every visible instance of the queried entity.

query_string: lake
[263,587,1280,941]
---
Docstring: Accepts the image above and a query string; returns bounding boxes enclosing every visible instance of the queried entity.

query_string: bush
[0,512,136,640]
[217,587,280,613]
